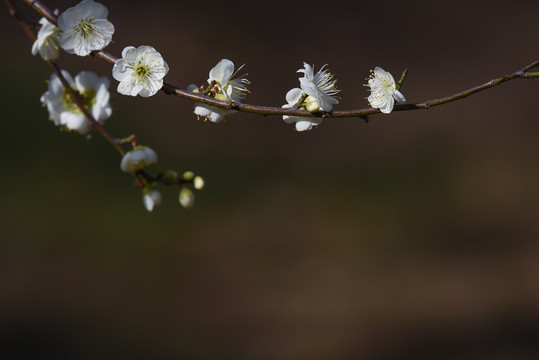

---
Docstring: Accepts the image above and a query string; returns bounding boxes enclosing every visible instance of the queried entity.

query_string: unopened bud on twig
[305,98,320,113]
[182,171,195,181]
[179,187,195,209]
[162,170,178,185]
[193,176,205,190]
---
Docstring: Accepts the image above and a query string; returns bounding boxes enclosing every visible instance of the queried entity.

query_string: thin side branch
[6,0,36,41]
[396,69,408,91]
[7,0,196,190]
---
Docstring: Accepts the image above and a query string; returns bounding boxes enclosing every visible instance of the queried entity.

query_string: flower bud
[215,93,227,101]
[193,176,205,190]
[120,146,157,173]
[182,171,195,181]
[179,187,195,209]
[162,170,178,185]
[142,188,162,212]
[305,99,320,113]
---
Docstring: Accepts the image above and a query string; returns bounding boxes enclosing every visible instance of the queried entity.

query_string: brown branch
[14,0,539,121]
[5,0,36,41]
[90,51,539,120]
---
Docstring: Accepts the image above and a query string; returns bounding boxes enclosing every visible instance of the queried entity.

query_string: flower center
[62,88,96,114]
[134,63,151,80]
[75,19,95,38]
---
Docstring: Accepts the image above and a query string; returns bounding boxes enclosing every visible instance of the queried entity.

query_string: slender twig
[15,0,539,121]
[7,0,201,199]
[6,0,36,40]
[396,69,408,91]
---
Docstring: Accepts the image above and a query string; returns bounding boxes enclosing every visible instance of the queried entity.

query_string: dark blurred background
[2,0,539,359]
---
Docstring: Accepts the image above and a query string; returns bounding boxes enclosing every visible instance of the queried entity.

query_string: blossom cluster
[32,0,409,212]
[34,0,407,130]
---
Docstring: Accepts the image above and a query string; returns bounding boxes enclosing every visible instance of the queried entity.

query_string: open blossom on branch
[40,70,111,134]
[57,0,114,56]
[298,62,339,112]
[142,188,162,212]
[281,63,339,131]
[282,88,322,132]
[112,45,169,97]
[120,146,158,173]
[32,10,60,61]
[188,59,249,123]
[366,67,406,114]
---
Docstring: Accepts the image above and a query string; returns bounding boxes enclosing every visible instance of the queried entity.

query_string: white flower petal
[194,105,212,117]
[130,83,144,97]
[143,190,162,212]
[297,62,314,79]
[121,46,135,60]
[209,59,234,84]
[60,112,90,133]
[285,88,303,105]
[75,0,108,19]
[393,89,406,104]
[282,114,296,124]
[379,96,395,114]
[295,120,314,131]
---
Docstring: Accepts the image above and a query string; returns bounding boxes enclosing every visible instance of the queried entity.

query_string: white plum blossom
[298,62,339,112]
[281,63,339,131]
[40,70,111,134]
[282,88,322,131]
[120,146,158,173]
[187,83,232,123]
[32,10,61,61]
[57,0,114,56]
[188,59,249,123]
[112,45,169,97]
[208,59,250,102]
[142,188,162,212]
[366,67,406,114]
